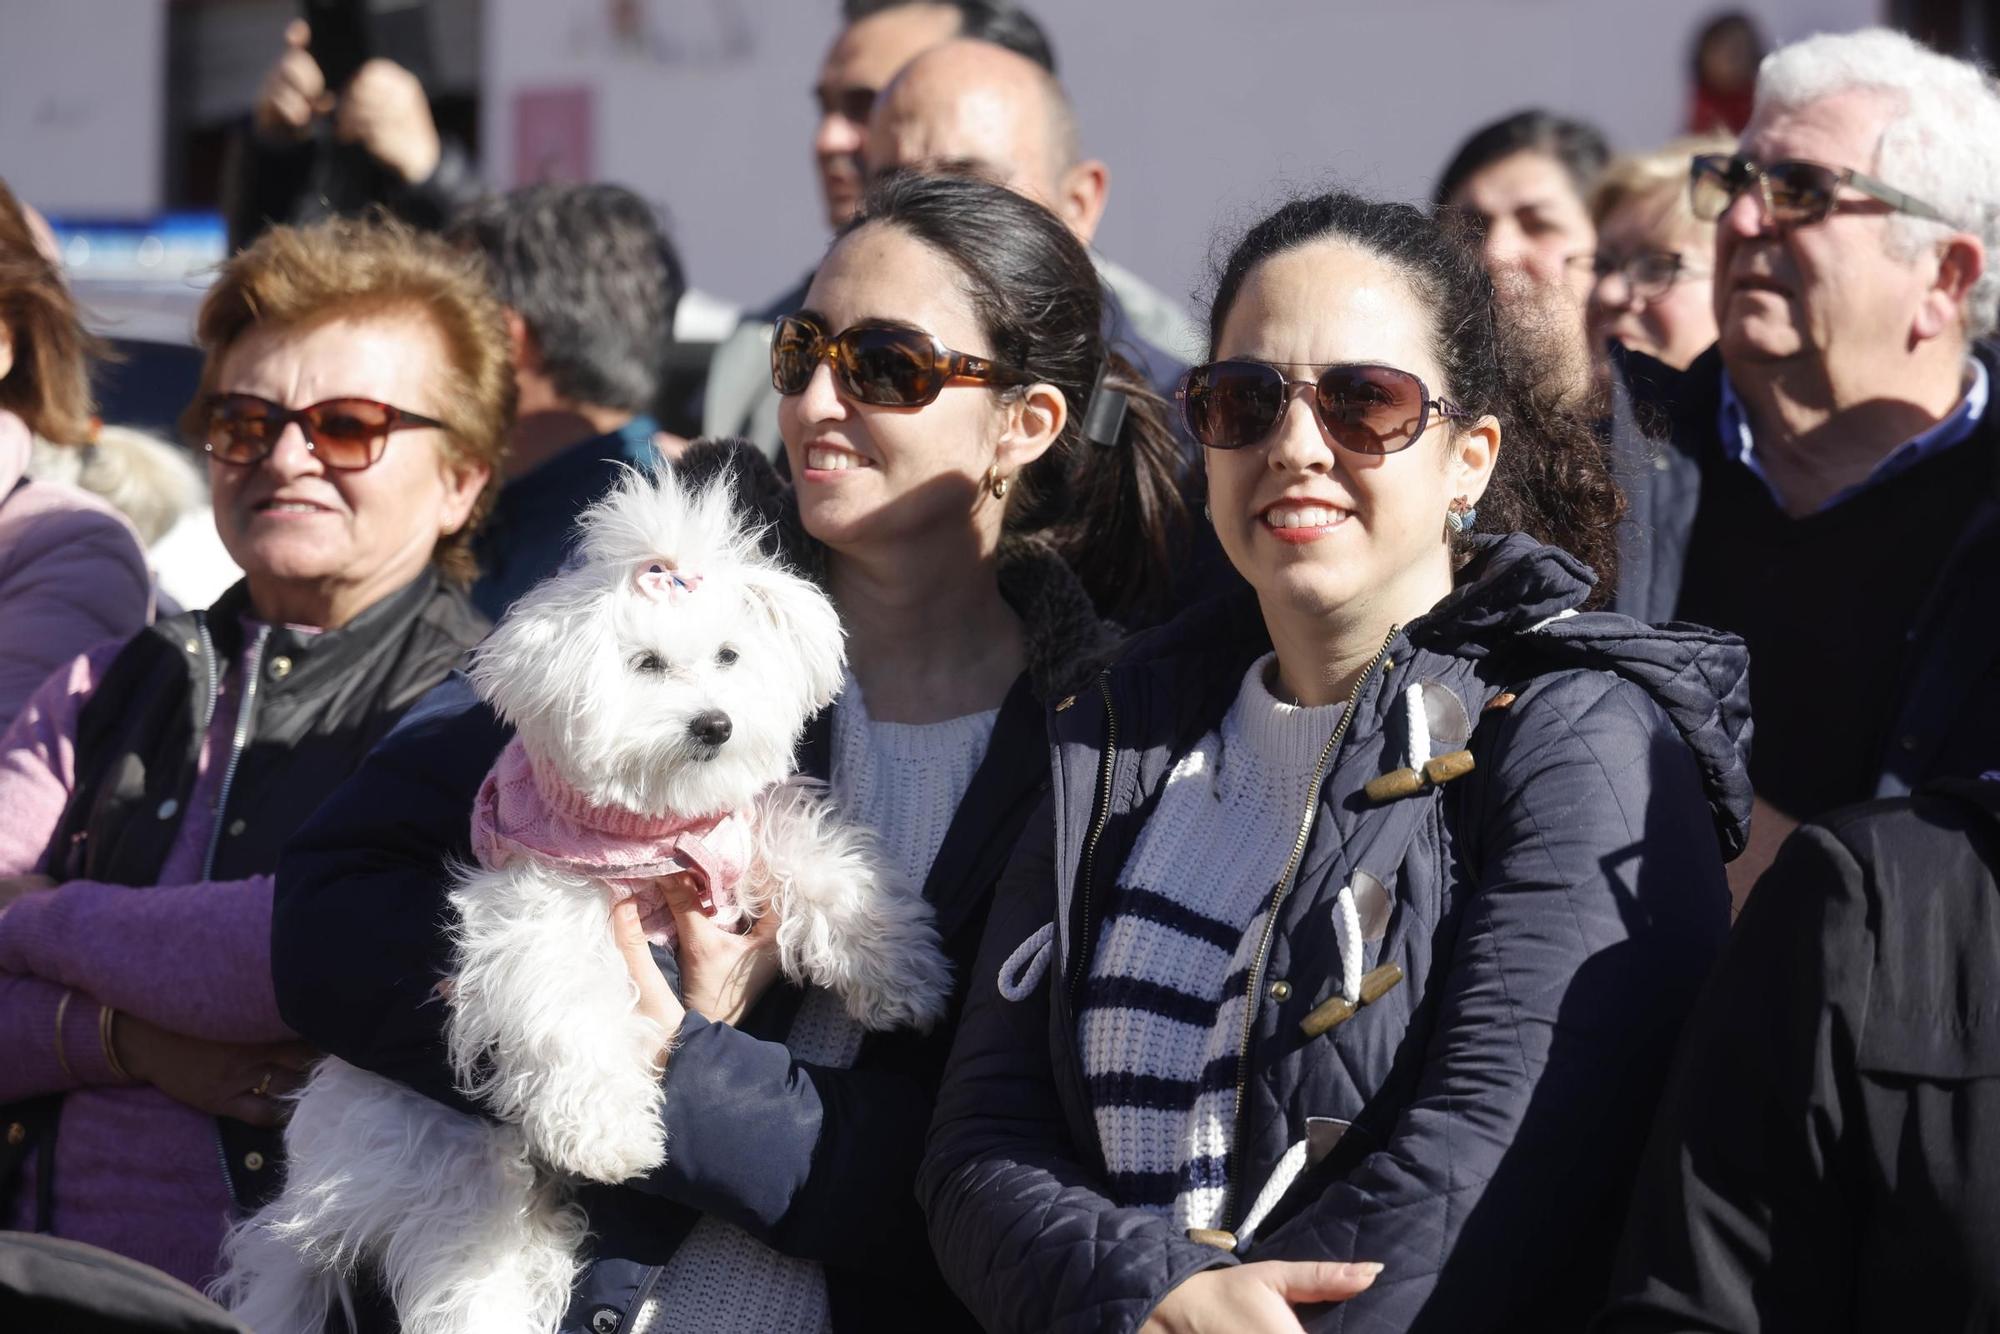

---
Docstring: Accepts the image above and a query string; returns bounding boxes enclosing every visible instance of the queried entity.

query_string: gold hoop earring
[988,466,1010,499]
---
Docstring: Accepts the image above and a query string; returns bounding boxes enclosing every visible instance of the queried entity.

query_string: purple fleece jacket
[0,640,291,1288]
[0,409,151,732]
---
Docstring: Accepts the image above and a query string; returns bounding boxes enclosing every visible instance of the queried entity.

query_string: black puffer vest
[28,571,485,1215]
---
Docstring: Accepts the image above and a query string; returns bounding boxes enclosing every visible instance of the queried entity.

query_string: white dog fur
[214,469,952,1333]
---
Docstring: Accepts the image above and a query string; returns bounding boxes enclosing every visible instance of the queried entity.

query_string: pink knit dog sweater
[469,736,755,946]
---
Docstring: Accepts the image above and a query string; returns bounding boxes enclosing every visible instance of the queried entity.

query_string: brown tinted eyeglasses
[770,314,1031,407]
[198,393,446,471]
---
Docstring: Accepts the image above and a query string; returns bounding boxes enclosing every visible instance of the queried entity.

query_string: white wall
[0,0,168,215]
[485,0,1881,313]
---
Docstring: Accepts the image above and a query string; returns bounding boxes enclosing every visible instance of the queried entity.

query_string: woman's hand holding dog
[112,1012,316,1127]
[614,873,782,1062]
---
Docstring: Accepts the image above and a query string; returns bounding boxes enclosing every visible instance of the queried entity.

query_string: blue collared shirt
[1716,357,1989,514]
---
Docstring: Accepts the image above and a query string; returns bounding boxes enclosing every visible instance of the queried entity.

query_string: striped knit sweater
[1081,653,1343,1230]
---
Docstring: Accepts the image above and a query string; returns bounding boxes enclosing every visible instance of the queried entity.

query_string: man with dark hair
[450,183,685,618]
[701,1,1053,456]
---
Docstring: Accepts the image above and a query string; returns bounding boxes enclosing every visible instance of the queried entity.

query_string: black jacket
[1596,778,2000,1333]
[1609,341,2000,801]
[269,442,1111,1333]
[5,572,484,1220]
[222,124,483,252]
[921,534,1752,1334]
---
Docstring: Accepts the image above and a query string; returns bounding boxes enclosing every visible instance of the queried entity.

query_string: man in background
[867,37,1202,392]
[451,183,684,618]
[700,0,1055,456]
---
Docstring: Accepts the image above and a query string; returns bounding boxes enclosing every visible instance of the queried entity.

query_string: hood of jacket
[674,436,1114,701]
[1116,531,1754,856]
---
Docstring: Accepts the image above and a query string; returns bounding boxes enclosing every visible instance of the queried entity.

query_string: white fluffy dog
[215,469,952,1334]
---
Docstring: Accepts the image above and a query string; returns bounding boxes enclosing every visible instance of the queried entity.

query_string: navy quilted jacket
[920,533,1752,1334]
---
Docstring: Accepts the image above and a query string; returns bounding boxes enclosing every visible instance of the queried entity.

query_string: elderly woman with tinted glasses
[0,215,508,1289]
[1585,137,1734,372]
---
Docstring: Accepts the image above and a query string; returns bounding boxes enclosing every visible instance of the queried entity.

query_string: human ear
[1914,233,1984,343]
[437,455,491,535]
[1055,160,1109,247]
[504,308,540,373]
[993,383,1068,480]
[1451,415,1502,507]
[0,321,13,383]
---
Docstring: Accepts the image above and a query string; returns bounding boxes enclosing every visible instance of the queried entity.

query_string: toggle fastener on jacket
[1300,962,1406,1037]
[1363,750,1476,802]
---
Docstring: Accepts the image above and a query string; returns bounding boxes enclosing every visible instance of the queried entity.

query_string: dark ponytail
[1208,190,1624,601]
[840,171,1190,623]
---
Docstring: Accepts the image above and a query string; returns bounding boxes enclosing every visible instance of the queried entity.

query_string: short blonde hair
[182,216,515,586]
[1590,134,1737,231]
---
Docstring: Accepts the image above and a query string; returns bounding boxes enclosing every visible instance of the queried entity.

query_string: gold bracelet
[99,1005,134,1083]
[53,989,76,1082]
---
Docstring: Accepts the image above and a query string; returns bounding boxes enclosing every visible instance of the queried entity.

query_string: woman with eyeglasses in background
[1586,137,1735,373]
[921,191,1751,1334]
[266,170,1188,1332]
[0,215,502,1290]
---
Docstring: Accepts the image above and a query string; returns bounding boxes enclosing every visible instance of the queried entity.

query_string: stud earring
[1203,501,1212,522]
[988,465,1010,500]
[1444,497,1478,535]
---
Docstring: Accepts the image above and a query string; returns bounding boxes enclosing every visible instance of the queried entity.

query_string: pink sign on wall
[512,86,595,187]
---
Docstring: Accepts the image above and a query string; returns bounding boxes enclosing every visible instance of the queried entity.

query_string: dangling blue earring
[1444,497,1477,534]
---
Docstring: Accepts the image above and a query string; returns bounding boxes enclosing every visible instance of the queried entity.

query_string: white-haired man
[1612,27,2000,895]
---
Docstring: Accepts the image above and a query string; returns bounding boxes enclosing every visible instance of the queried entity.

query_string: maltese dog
[215,469,952,1334]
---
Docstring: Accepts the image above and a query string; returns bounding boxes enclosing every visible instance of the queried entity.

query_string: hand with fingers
[335,57,442,183]
[612,871,784,1068]
[253,20,332,143]
[111,1011,317,1128]
[1142,1260,1384,1334]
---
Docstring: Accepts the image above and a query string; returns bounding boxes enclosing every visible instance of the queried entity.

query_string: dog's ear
[469,568,619,728]
[740,566,847,713]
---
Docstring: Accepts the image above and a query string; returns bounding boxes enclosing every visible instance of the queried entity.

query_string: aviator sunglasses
[1689,153,1951,228]
[199,393,446,471]
[1177,360,1470,454]
[770,313,1032,407]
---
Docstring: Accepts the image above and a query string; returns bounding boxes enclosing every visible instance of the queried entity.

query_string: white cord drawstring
[997,921,1056,1001]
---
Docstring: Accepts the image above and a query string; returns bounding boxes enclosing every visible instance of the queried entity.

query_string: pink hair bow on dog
[633,560,702,602]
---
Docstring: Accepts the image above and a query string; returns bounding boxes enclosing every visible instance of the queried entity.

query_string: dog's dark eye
[715,646,739,667]
[631,652,666,675]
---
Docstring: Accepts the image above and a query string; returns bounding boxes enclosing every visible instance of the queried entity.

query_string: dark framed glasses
[1176,360,1469,454]
[1582,249,1709,300]
[1689,153,1951,228]
[199,393,445,471]
[770,314,1031,407]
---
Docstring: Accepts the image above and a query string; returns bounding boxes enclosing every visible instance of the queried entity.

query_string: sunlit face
[207,313,486,628]
[1713,88,1935,381]
[1448,150,1597,302]
[811,5,960,230]
[865,69,1062,205]
[1204,239,1494,627]
[777,222,1015,555]
[1587,185,1720,369]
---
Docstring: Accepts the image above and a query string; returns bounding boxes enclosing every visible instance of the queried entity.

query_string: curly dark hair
[833,171,1190,623]
[1206,190,1624,601]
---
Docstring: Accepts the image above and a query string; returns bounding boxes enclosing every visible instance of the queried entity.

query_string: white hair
[1754,27,2000,337]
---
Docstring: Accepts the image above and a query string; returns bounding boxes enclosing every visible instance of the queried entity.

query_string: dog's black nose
[689,710,733,748]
